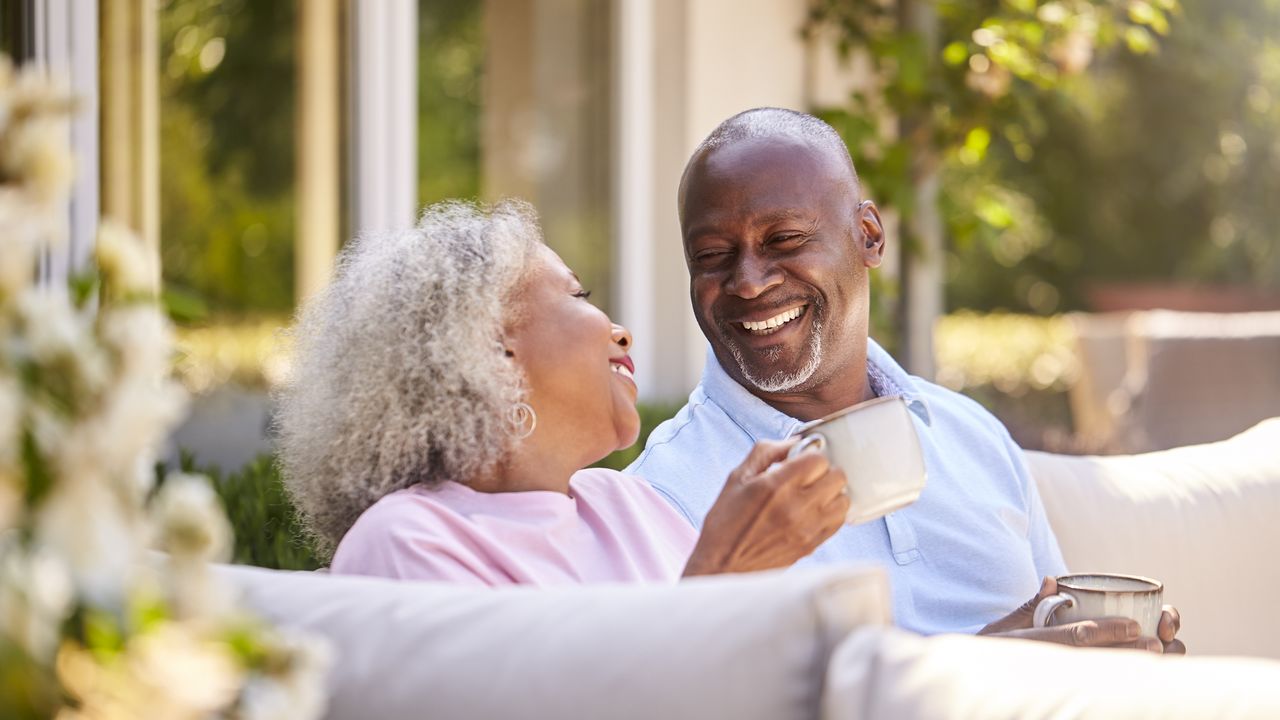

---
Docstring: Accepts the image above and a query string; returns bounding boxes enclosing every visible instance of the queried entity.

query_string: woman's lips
[610,355,635,381]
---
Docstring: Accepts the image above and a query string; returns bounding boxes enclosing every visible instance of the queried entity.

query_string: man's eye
[573,289,592,300]
[694,249,731,263]
[770,234,805,247]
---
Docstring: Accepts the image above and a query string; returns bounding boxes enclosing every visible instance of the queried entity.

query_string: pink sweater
[330,468,699,586]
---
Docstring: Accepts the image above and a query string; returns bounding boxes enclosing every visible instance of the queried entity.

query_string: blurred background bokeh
[12,0,1278,568]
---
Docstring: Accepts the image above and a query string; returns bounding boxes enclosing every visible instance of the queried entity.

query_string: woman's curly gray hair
[275,199,542,554]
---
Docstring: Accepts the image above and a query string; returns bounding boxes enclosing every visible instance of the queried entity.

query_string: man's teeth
[741,307,804,335]
[611,364,634,380]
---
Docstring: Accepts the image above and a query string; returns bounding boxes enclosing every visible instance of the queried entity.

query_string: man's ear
[857,200,886,268]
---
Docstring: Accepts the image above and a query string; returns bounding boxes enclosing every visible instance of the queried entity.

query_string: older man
[627,107,1183,651]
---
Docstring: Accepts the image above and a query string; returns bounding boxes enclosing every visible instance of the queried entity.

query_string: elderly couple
[277,108,1184,653]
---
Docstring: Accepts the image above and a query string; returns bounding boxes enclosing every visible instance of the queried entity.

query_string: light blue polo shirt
[626,338,1066,635]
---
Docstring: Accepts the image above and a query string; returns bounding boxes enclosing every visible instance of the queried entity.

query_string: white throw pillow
[824,627,1280,720]
[1025,418,1280,658]
[216,564,890,720]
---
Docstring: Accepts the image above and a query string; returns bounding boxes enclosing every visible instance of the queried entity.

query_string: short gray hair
[275,199,542,554]
[686,107,858,188]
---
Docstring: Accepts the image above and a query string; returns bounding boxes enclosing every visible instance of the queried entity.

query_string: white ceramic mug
[786,396,928,525]
[1032,573,1164,638]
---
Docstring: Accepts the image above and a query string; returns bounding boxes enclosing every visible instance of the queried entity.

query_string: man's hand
[978,577,1187,654]
[683,439,850,577]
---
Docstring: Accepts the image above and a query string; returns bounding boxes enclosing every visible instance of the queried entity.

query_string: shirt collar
[699,337,932,443]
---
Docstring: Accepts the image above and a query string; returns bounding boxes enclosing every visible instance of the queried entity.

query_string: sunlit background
[11,0,1279,493]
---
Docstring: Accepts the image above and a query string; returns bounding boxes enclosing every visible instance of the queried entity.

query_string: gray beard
[726,316,824,393]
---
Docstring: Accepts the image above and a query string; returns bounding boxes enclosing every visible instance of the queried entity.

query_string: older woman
[276,200,849,586]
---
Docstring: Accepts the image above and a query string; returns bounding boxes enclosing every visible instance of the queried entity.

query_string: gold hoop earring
[510,401,537,439]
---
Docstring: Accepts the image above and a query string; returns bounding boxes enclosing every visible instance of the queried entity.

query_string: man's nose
[725,255,783,299]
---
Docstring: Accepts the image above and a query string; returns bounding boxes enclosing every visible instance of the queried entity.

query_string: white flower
[0,192,44,300]
[59,622,247,719]
[0,537,73,660]
[151,473,232,564]
[99,303,175,381]
[0,374,20,529]
[130,623,246,715]
[0,64,75,206]
[11,290,112,406]
[16,290,80,360]
[0,114,74,205]
[149,473,235,621]
[96,221,157,297]
[35,477,142,607]
[239,632,333,720]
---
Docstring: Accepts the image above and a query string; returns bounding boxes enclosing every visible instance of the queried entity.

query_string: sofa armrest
[1024,418,1280,658]
[216,564,890,720]
[824,627,1280,719]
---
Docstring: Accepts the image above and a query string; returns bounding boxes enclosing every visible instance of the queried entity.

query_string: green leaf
[943,41,970,66]
[1128,2,1170,35]
[1124,26,1156,54]
[976,195,1016,229]
[20,429,52,509]
[162,286,209,323]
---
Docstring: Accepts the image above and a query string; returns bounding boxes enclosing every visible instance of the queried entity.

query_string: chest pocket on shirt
[884,512,922,565]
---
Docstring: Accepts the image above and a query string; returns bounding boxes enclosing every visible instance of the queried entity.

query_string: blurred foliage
[418,0,484,206]
[809,0,1200,317]
[813,0,1280,315]
[173,317,292,395]
[167,452,322,572]
[968,0,1280,310]
[160,0,487,318]
[158,0,297,315]
[934,312,1078,394]
[934,312,1079,449]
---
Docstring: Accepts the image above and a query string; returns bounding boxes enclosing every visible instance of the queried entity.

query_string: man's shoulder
[912,374,1012,439]
[627,393,717,476]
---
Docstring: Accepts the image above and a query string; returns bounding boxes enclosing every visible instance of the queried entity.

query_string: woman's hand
[682,439,850,577]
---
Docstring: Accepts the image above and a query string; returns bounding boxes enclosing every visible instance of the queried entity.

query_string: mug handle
[1033,592,1076,628]
[787,433,827,459]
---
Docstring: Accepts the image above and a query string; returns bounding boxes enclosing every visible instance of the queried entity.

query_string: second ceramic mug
[1032,573,1164,638]
[786,396,928,525]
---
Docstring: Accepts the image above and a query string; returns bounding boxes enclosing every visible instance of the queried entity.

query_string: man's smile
[739,305,807,335]
[723,302,813,343]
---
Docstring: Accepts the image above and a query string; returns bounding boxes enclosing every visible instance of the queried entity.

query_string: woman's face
[506,246,640,465]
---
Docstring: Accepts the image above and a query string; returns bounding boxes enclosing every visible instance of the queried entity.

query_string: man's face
[680,137,883,396]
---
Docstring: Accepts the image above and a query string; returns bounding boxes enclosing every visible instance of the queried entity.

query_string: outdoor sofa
[218,417,1280,719]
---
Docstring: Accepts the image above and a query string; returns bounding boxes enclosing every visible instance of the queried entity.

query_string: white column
[30,0,100,285]
[898,0,941,379]
[613,0,657,399]
[348,0,418,235]
[296,0,341,303]
[100,0,159,289]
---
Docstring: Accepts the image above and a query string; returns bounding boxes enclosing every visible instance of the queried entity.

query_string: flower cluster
[0,57,329,719]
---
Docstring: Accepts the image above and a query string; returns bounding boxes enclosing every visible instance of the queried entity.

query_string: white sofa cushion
[216,564,890,720]
[1025,418,1280,658]
[824,627,1280,719]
